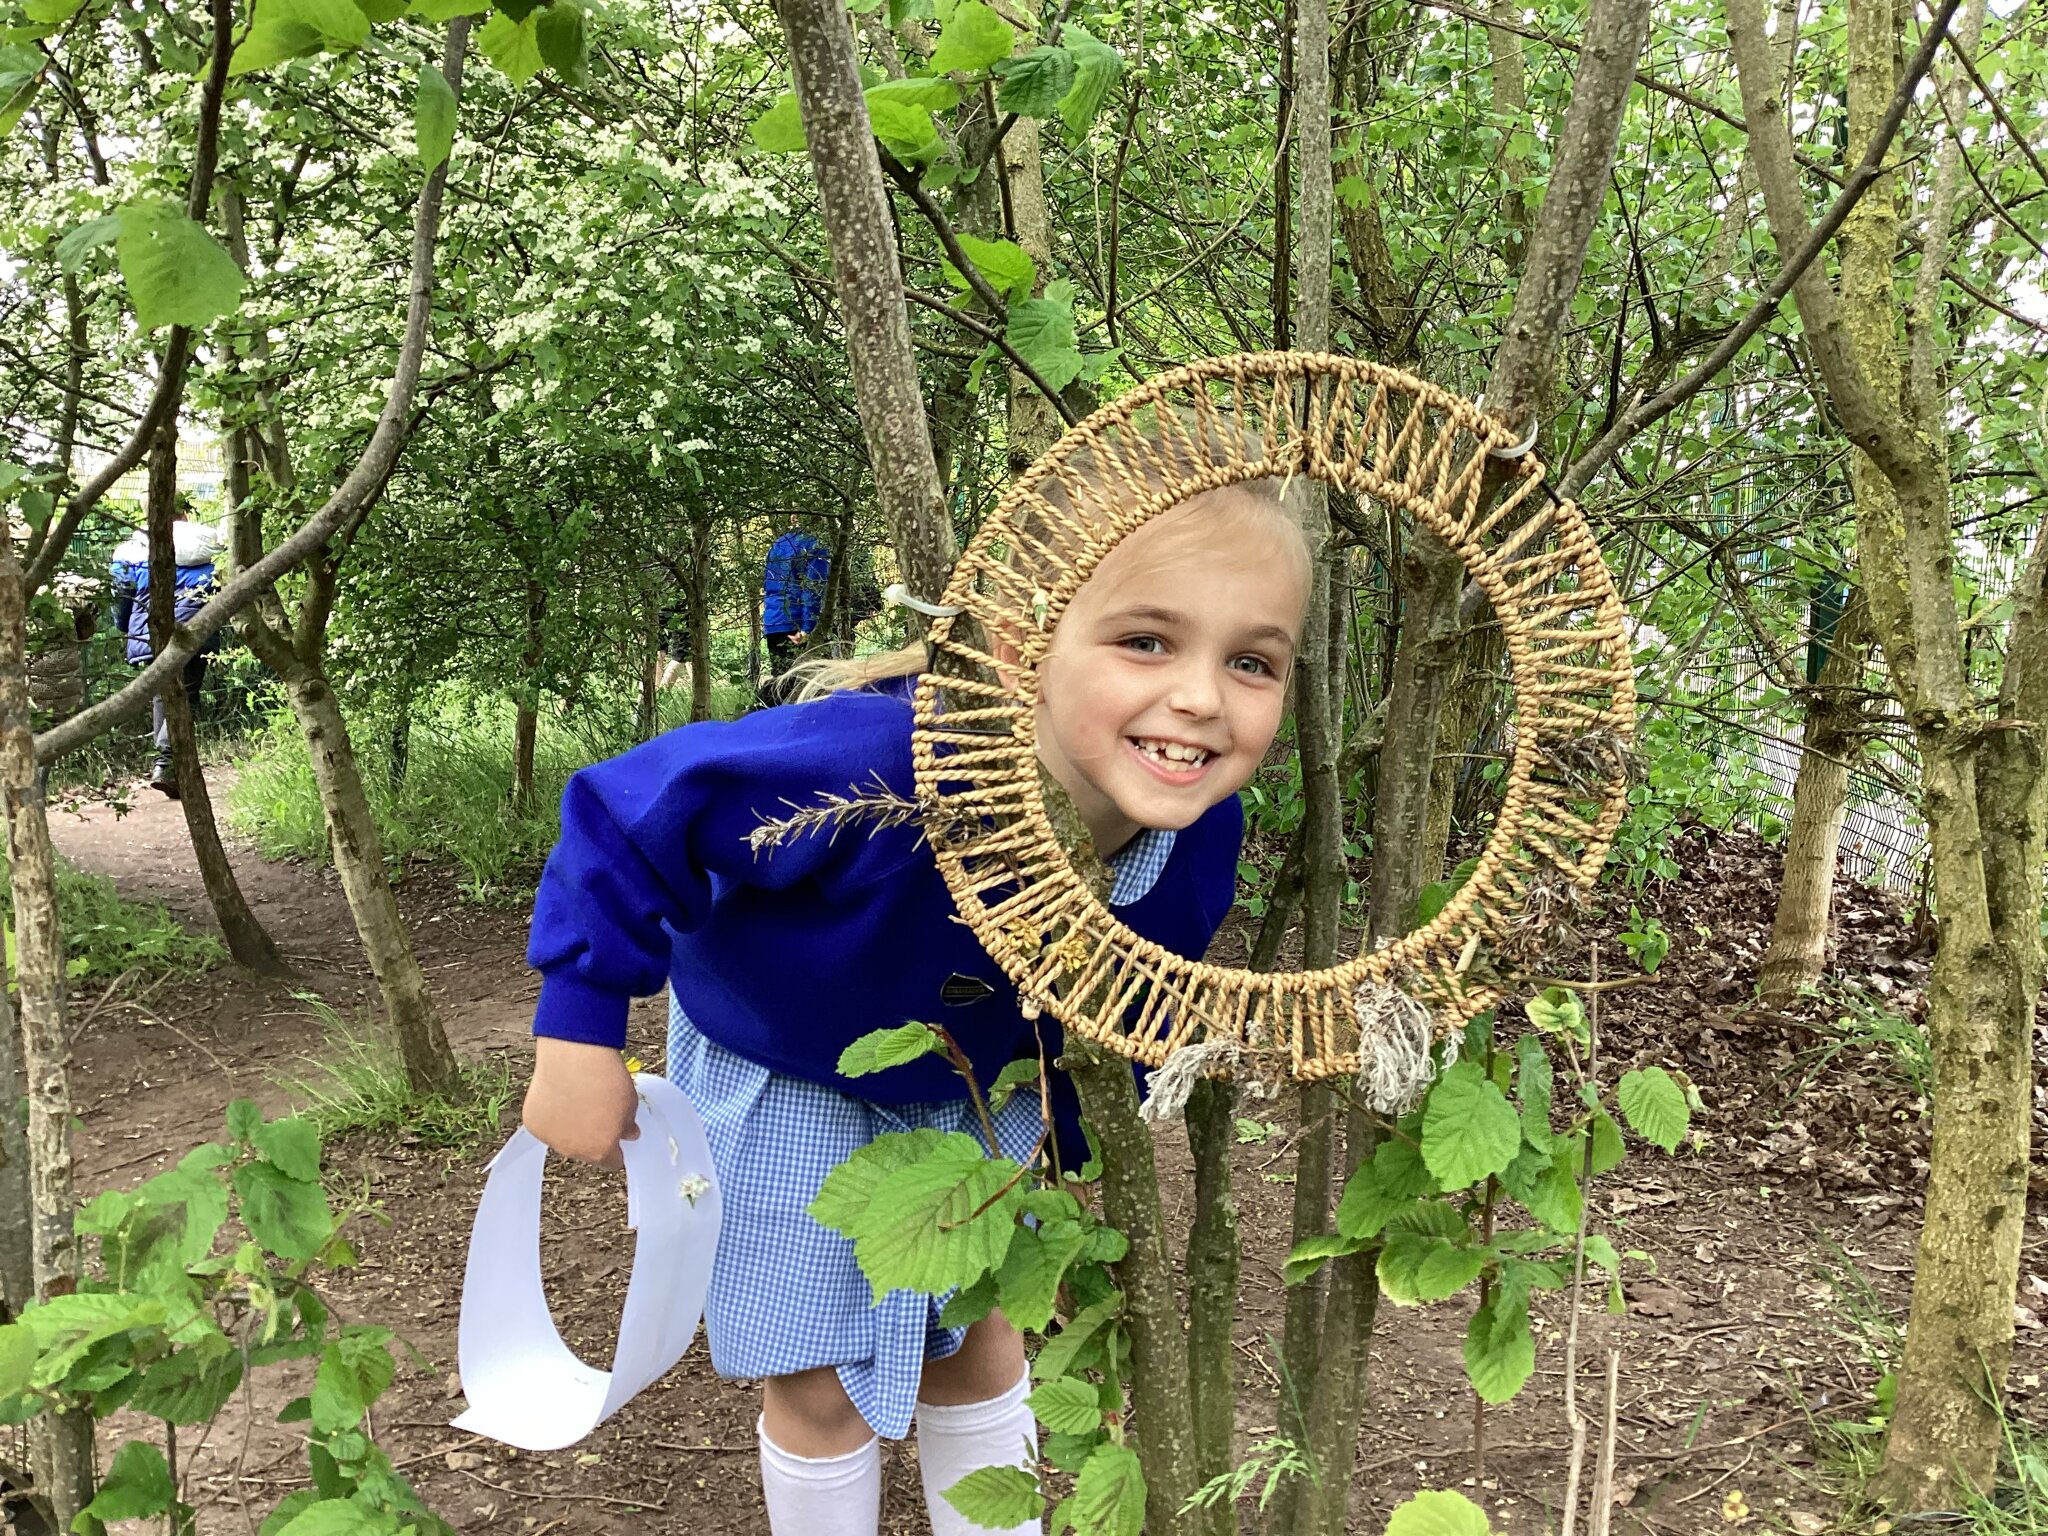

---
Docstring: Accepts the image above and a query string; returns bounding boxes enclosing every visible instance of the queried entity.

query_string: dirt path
[42,778,2048,1535]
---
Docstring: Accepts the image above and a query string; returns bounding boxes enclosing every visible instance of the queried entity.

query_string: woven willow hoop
[909,352,1635,1084]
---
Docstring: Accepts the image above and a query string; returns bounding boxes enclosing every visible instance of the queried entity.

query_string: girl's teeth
[1137,739,1209,767]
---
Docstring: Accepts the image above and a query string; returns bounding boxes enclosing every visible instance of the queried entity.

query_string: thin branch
[35,19,473,763]
[881,153,1080,425]
[1553,0,1964,504]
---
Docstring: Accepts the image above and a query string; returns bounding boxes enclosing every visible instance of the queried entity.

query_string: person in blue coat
[109,510,221,799]
[760,513,831,705]
[521,472,1311,1536]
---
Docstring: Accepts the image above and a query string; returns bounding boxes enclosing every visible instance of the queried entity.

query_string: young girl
[520,470,1312,1536]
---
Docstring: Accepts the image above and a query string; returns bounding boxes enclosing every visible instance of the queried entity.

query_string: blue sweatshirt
[762,530,830,635]
[526,683,1243,1118]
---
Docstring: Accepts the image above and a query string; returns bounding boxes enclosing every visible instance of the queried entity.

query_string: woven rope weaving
[909,352,1635,1084]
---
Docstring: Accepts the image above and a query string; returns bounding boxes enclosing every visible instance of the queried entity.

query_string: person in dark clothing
[109,513,221,798]
[759,513,829,705]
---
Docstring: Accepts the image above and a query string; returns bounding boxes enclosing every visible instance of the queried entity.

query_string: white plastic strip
[884,581,965,617]
[451,1074,721,1451]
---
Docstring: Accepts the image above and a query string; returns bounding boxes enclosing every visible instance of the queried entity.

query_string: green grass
[1809,1245,2048,1534]
[1795,991,1934,1102]
[227,680,747,901]
[0,856,224,980]
[277,993,515,1155]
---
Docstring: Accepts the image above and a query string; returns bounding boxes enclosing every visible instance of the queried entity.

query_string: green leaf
[849,1142,1022,1298]
[235,1160,333,1261]
[78,1440,175,1526]
[226,1100,264,1146]
[1616,1067,1689,1153]
[1030,1295,1118,1382]
[128,1338,245,1423]
[864,93,937,157]
[941,232,1035,299]
[228,0,370,74]
[310,1329,394,1433]
[111,200,243,333]
[938,1271,1000,1328]
[836,1022,941,1078]
[415,63,456,170]
[101,1166,230,1291]
[270,1498,401,1536]
[56,214,120,274]
[20,1293,165,1383]
[1464,1289,1536,1404]
[866,74,960,111]
[928,0,1014,72]
[994,1222,1085,1333]
[810,1128,955,1233]
[535,0,586,81]
[0,1323,34,1397]
[1056,25,1120,134]
[1071,1441,1144,1536]
[1420,1059,1522,1191]
[750,91,805,153]
[1587,1110,1625,1175]
[1373,1137,1438,1199]
[1385,1487,1496,1535]
[986,1058,1041,1111]
[992,44,1074,116]
[1384,1199,1465,1239]
[1285,1231,1365,1286]
[944,1464,1041,1529]
[0,62,39,137]
[1515,1034,1554,1153]
[1411,1243,1487,1302]
[1499,1146,1581,1233]
[1006,294,1082,390]
[255,1116,323,1183]
[477,10,542,84]
[1525,986,1587,1044]
[1026,1377,1100,1435]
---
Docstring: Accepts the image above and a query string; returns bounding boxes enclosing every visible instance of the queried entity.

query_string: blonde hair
[788,418,1309,702]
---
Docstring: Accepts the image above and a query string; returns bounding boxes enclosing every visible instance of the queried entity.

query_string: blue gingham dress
[664,829,1175,1440]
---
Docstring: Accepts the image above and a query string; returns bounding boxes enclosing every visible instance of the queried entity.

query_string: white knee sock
[758,1417,881,1536]
[915,1372,1041,1536]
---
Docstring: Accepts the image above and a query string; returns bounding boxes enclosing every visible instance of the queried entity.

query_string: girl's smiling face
[1034,490,1310,857]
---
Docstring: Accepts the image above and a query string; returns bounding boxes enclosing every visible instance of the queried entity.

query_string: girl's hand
[523,1037,641,1167]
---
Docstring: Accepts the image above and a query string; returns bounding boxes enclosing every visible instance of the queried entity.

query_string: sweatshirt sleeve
[526,695,907,1048]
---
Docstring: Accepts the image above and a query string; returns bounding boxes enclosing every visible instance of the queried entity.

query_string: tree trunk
[512,573,545,814]
[773,0,956,603]
[1727,0,2024,1499]
[284,670,457,1094]
[1759,590,1872,1006]
[1420,623,1503,885]
[0,519,96,1533]
[390,680,415,794]
[146,422,289,975]
[1183,1078,1240,1496]
[689,512,715,724]
[0,962,29,1321]
[1000,113,1062,472]
[1275,5,1377,1527]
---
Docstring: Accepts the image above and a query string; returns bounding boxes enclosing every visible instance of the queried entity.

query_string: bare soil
[42,778,2048,1535]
